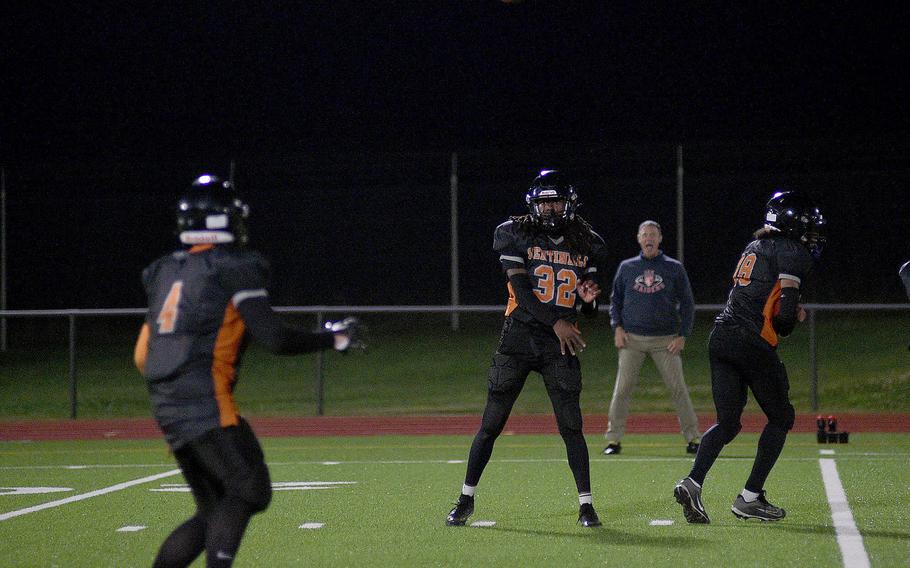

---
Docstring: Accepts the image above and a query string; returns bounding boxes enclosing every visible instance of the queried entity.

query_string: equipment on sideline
[816,414,849,443]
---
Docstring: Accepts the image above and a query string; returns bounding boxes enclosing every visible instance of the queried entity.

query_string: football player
[445,170,608,528]
[674,190,826,524]
[134,174,362,567]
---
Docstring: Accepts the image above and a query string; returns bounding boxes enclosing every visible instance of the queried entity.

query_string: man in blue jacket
[603,220,700,455]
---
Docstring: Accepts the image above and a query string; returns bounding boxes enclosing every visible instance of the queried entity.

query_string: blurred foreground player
[900,259,910,300]
[674,190,825,523]
[445,170,608,528]
[134,175,363,567]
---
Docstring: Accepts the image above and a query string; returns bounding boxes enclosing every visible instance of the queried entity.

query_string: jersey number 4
[733,253,757,286]
[533,265,577,308]
[156,281,183,334]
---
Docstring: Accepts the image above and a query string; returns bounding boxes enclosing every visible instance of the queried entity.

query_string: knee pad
[488,354,525,393]
[769,404,796,432]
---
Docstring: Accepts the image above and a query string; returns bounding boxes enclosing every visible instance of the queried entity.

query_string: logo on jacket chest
[633,270,665,293]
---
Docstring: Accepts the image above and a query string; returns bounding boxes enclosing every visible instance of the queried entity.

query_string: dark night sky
[2,3,909,308]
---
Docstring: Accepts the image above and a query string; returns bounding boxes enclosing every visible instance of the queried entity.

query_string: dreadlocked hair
[509,214,596,255]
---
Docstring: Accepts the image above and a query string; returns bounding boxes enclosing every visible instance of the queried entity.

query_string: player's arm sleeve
[900,260,910,300]
[773,247,810,337]
[223,252,334,354]
[609,265,625,328]
[772,285,800,337]
[508,270,560,327]
[677,266,695,336]
[235,295,334,354]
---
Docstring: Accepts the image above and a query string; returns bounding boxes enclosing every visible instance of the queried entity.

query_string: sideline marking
[0,487,72,496]
[819,459,871,568]
[819,449,836,455]
[151,481,357,493]
[649,519,674,526]
[0,469,181,522]
[470,520,496,527]
[117,525,147,532]
[299,522,324,529]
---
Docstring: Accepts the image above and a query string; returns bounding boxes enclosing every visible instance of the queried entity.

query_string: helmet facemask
[529,196,572,231]
[525,170,578,233]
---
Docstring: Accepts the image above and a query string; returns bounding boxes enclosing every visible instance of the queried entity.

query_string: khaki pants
[606,333,700,443]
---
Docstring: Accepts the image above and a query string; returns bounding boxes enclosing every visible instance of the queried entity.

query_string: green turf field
[1,433,907,567]
[0,311,907,419]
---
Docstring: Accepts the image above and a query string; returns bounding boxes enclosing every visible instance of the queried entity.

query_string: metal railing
[1,303,908,418]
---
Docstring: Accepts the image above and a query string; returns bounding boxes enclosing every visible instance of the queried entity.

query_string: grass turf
[0,311,908,419]
[0,433,908,567]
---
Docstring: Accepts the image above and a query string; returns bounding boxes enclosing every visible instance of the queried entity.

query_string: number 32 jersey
[715,235,813,347]
[493,220,608,325]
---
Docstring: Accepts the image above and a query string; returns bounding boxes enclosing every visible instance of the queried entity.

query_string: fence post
[69,313,77,419]
[315,311,325,416]
[809,308,818,412]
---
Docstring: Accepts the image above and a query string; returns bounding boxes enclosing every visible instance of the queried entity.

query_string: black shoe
[674,477,710,524]
[602,443,622,455]
[578,503,602,527]
[731,491,786,521]
[686,441,700,454]
[445,494,474,526]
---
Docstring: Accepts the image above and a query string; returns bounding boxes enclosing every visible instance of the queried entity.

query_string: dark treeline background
[5,137,908,309]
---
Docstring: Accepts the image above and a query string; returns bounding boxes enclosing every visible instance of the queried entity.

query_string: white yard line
[819,459,871,568]
[0,469,181,522]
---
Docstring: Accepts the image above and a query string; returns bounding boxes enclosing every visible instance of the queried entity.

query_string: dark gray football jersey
[140,244,269,446]
[715,235,813,347]
[493,220,607,325]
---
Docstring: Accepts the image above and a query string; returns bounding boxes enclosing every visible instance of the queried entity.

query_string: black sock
[562,431,591,493]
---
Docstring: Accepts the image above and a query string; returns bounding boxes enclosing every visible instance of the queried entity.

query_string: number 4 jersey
[715,235,814,347]
[494,220,608,325]
[136,244,270,447]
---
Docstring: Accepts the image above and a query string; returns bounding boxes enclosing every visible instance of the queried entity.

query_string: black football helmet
[176,174,250,245]
[525,170,578,231]
[764,190,826,259]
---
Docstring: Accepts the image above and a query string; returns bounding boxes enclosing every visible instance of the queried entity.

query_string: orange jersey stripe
[212,302,246,427]
[133,323,150,374]
[504,281,519,316]
[760,281,783,347]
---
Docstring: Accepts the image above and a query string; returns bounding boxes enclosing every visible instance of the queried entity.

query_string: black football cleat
[602,443,622,455]
[578,503,602,527]
[731,491,786,521]
[446,494,474,526]
[686,441,700,454]
[674,477,710,524]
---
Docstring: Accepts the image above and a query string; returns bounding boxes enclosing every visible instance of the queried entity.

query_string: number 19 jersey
[715,235,813,347]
